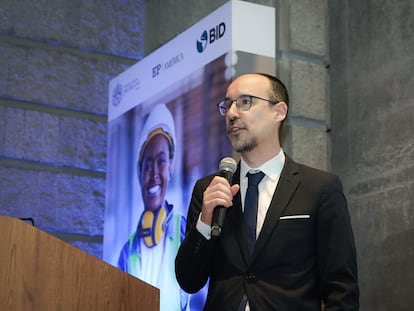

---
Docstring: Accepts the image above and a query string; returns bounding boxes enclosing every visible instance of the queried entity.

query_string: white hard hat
[137,103,176,175]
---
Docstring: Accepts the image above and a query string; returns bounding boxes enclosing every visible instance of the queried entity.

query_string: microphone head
[219,157,237,173]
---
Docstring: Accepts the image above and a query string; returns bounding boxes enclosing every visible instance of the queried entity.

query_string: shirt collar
[240,149,285,181]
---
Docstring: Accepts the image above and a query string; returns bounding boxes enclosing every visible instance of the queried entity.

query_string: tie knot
[247,171,265,187]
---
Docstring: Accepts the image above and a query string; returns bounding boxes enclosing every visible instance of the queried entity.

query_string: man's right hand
[200,176,240,226]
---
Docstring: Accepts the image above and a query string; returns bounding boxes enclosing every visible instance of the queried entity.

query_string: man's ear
[275,101,288,121]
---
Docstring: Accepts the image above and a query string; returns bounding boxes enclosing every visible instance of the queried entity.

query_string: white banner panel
[108,0,275,122]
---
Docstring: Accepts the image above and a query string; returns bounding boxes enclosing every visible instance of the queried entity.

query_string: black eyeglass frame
[217,94,278,116]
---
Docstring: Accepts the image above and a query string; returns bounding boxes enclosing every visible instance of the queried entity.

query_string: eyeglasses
[217,94,278,116]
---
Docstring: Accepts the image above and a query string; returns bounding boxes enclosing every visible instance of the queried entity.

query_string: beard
[228,120,259,153]
[232,136,258,153]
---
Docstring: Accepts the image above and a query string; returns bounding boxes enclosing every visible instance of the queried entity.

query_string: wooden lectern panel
[0,215,159,310]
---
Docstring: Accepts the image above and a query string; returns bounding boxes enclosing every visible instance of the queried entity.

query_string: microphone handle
[211,207,226,239]
[211,170,233,240]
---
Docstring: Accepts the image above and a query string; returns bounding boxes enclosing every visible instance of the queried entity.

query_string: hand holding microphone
[211,157,238,239]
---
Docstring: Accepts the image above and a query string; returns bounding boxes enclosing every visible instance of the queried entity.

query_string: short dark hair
[257,73,289,108]
[257,73,289,138]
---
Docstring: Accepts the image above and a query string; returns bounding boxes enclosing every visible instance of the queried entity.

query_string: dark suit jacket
[175,156,359,310]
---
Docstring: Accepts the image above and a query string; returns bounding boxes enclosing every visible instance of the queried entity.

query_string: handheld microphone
[211,157,237,240]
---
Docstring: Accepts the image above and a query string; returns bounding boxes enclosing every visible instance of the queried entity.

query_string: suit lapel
[252,156,301,258]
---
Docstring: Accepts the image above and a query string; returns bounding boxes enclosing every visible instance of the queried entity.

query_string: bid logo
[196,22,226,53]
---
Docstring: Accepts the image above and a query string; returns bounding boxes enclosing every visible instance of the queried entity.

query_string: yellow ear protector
[139,205,167,248]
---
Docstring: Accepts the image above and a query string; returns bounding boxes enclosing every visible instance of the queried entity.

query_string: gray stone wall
[0,0,145,259]
[277,0,330,171]
[329,0,414,310]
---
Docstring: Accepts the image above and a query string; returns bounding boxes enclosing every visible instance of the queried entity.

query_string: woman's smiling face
[140,134,172,211]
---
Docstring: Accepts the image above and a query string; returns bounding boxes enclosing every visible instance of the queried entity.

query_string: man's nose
[226,100,239,118]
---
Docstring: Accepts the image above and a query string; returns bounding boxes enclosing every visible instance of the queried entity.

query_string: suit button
[245,273,256,282]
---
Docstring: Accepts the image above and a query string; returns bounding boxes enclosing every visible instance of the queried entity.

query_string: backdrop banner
[104,1,275,310]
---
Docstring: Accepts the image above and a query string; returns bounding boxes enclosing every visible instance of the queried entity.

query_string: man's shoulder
[285,156,341,185]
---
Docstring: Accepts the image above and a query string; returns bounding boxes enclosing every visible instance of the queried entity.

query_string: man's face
[225,74,280,154]
[140,134,172,211]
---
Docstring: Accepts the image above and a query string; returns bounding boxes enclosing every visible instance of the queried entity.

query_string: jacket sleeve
[175,176,217,294]
[317,175,359,310]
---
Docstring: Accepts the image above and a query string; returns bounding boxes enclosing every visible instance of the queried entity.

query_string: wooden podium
[0,215,159,310]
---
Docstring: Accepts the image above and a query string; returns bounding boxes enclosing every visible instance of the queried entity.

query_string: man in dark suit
[175,73,359,310]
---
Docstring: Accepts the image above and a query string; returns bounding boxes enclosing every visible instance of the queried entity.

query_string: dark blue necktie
[244,171,265,254]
